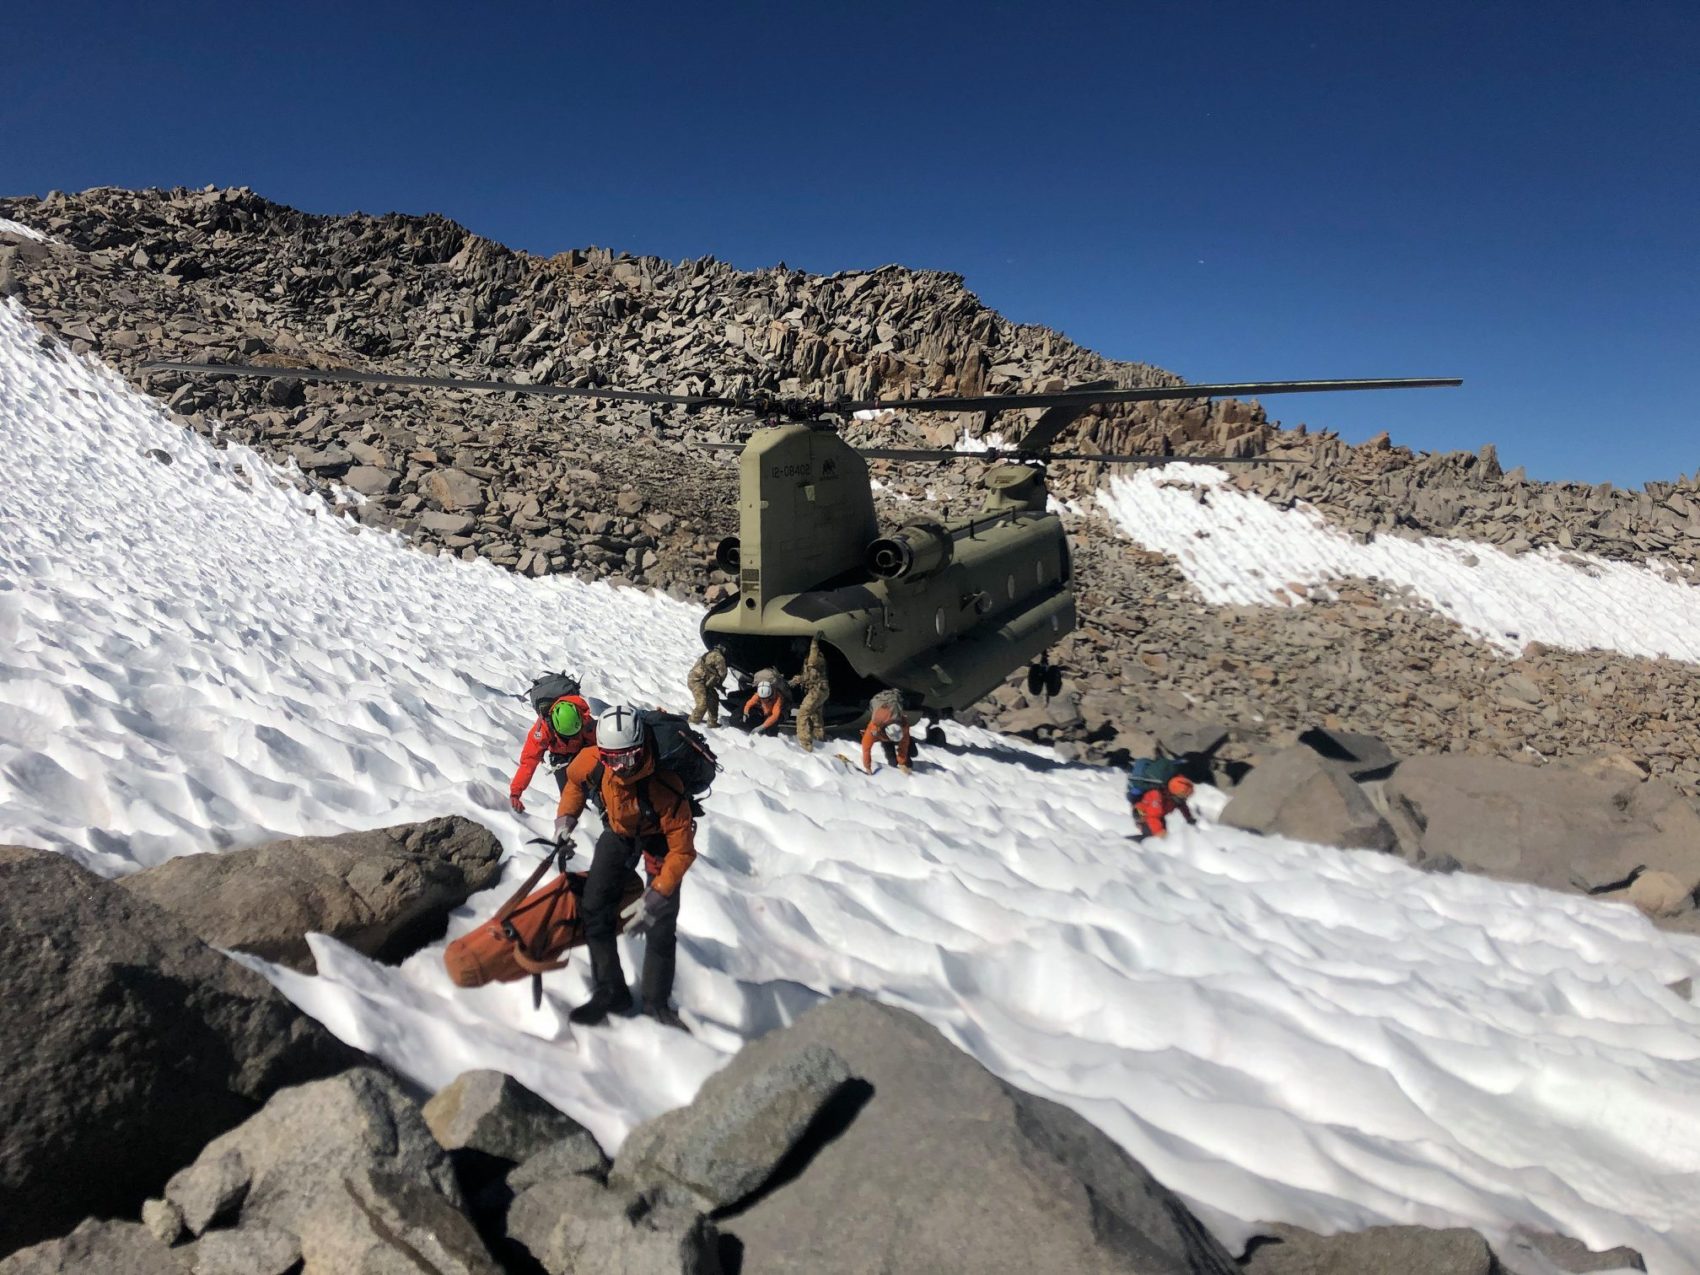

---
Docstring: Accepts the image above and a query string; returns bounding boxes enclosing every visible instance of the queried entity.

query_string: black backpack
[526,671,581,716]
[639,708,719,807]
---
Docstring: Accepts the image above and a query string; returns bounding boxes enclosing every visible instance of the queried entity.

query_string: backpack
[1126,756,1182,800]
[587,708,720,820]
[527,671,581,717]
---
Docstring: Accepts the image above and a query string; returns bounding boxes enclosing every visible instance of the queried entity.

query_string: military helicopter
[142,359,1459,732]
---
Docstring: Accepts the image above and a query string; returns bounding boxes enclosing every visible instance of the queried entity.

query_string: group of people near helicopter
[499,645,1197,1033]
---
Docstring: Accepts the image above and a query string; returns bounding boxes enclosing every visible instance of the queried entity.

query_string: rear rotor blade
[844,376,1462,414]
[141,360,734,408]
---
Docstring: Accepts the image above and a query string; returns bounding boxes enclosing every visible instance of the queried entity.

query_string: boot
[644,1002,689,1032]
[571,941,632,1025]
[569,985,633,1026]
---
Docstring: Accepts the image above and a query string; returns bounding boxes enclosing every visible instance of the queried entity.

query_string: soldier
[792,636,830,752]
[686,643,730,727]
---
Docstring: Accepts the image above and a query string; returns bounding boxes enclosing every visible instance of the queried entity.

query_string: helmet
[757,680,775,698]
[1167,775,1195,798]
[549,700,583,738]
[884,722,903,742]
[597,704,647,775]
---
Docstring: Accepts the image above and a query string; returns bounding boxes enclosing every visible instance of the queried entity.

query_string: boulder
[0,847,364,1255]
[1242,1223,1494,1274]
[424,1070,603,1189]
[1149,717,1231,759]
[612,1041,852,1211]
[119,816,503,973]
[1383,756,1700,895]
[163,1148,249,1235]
[506,1175,720,1275]
[1295,726,1399,780]
[720,994,1240,1274]
[507,1136,612,1193]
[0,1220,188,1275]
[1494,1228,1646,1273]
[180,1224,301,1275]
[1220,747,1398,852]
[426,468,485,511]
[176,1068,496,1274]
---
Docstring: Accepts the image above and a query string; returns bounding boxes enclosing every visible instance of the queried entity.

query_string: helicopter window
[1007,574,1016,600]
[1036,559,1046,584]
[935,608,946,636]
[744,597,757,609]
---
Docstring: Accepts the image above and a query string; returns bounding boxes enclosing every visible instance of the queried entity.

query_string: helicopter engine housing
[866,522,952,581]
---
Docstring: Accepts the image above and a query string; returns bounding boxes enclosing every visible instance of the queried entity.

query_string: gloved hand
[622,888,668,937]
[509,793,526,814]
[553,813,577,848]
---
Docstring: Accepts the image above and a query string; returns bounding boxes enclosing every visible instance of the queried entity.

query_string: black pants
[549,755,570,794]
[581,828,682,1008]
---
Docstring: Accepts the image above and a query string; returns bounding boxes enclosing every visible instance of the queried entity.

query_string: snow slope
[1102,463,1700,661]
[5,299,1700,1269]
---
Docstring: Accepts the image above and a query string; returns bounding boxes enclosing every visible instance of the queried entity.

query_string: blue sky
[5,1,1696,486]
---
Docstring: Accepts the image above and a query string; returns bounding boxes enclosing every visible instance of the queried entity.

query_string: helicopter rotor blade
[842,376,1462,415]
[140,361,736,408]
[851,446,1298,465]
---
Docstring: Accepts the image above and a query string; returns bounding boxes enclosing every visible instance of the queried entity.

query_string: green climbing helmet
[549,700,584,738]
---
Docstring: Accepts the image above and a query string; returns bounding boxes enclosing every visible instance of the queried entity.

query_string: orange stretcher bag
[445,857,643,990]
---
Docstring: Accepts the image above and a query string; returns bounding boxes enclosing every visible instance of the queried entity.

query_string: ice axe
[507,835,576,1010]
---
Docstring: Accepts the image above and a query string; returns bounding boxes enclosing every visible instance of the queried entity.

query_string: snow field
[1101,463,1700,662]
[4,299,1700,1269]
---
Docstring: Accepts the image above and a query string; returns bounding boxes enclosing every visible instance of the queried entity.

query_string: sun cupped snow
[5,300,1700,1270]
[1101,463,1700,662]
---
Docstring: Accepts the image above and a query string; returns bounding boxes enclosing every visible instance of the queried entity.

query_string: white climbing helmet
[757,680,775,698]
[884,723,903,742]
[597,704,647,773]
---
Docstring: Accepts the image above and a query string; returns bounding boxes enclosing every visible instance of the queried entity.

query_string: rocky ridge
[5,186,1700,792]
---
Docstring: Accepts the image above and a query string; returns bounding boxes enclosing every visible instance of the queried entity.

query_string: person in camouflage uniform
[792,636,831,752]
[686,644,729,727]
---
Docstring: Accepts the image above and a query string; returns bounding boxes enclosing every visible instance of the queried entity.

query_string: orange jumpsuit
[1133,788,1195,839]
[744,691,784,733]
[861,704,913,773]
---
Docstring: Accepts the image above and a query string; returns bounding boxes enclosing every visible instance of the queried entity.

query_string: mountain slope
[5,296,1700,1269]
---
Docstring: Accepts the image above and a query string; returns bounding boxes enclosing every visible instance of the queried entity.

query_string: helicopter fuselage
[701,423,1076,716]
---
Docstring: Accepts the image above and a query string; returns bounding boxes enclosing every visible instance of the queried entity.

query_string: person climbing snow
[510,674,595,813]
[686,643,730,727]
[1130,774,1197,842]
[552,703,696,1030]
[792,636,830,753]
[743,669,786,735]
[861,689,914,774]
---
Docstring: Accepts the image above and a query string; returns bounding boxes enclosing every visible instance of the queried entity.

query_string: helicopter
[141,359,1459,733]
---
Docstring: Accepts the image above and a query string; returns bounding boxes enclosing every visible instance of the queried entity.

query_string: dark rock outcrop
[1220,746,1398,852]
[717,994,1240,1275]
[0,846,365,1256]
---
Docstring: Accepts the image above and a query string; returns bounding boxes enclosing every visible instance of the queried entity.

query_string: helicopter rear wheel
[1045,665,1064,698]
[1026,664,1045,696]
[926,724,947,746]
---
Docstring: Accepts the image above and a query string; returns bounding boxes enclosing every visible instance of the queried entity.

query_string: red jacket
[1133,788,1194,836]
[510,695,594,798]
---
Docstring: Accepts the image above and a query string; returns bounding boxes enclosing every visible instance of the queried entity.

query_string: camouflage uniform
[793,638,830,753]
[687,648,729,726]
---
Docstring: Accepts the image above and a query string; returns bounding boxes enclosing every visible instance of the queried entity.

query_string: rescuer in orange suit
[1131,775,1197,842]
[861,694,913,774]
[742,673,785,735]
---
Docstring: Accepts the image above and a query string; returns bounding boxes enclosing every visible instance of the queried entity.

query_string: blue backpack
[1126,756,1182,800]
